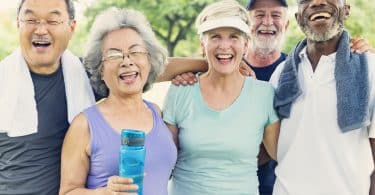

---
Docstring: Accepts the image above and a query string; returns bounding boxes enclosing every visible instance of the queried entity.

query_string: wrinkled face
[248,0,288,54]
[18,0,75,72]
[201,27,248,75]
[101,28,150,97]
[296,0,348,42]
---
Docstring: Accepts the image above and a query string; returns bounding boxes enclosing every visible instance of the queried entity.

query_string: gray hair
[17,0,75,20]
[84,7,168,97]
[196,0,250,38]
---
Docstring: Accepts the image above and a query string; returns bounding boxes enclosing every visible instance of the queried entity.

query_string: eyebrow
[106,44,145,51]
[254,10,266,14]
[21,9,63,17]
[49,10,63,17]
[271,11,282,15]
[128,44,145,50]
[21,9,34,16]
[254,10,283,14]
[106,48,123,53]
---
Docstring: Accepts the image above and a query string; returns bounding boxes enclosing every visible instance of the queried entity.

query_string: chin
[120,86,144,96]
[304,26,342,42]
[29,58,58,68]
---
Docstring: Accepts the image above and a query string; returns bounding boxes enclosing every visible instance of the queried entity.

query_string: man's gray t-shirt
[0,64,69,195]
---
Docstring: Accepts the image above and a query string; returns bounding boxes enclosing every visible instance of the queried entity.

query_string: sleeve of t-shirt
[366,52,375,138]
[266,84,279,126]
[163,84,180,126]
[269,61,286,89]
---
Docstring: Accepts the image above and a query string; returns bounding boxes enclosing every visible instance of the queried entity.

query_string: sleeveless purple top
[84,101,177,195]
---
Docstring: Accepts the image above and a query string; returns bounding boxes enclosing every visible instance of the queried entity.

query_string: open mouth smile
[257,30,277,35]
[309,12,332,21]
[32,41,51,48]
[216,54,234,63]
[119,71,139,83]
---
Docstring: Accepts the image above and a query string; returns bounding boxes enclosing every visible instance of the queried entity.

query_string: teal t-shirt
[163,77,278,195]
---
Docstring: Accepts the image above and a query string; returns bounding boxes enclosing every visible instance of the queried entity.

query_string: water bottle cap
[121,129,145,146]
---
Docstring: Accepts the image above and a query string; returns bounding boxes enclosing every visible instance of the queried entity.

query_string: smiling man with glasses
[0,0,95,194]
[17,0,76,75]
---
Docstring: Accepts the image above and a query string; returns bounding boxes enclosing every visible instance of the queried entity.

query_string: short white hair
[84,7,168,97]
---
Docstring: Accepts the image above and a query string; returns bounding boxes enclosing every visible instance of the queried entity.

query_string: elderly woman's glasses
[102,50,149,64]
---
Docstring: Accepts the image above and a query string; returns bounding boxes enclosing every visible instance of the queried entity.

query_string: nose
[119,55,134,67]
[34,23,48,35]
[218,38,232,50]
[262,14,274,26]
[310,0,328,7]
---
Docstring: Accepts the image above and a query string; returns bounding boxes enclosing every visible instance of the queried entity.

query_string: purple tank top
[83,100,177,195]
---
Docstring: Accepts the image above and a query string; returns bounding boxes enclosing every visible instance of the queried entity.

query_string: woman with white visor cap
[163,0,280,194]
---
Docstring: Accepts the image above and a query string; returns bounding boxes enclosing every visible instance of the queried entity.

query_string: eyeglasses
[19,18,67,29]
[102,50,149,64]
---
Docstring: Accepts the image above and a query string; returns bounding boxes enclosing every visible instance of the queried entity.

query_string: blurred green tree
[83,0,221,56]
[0,0,374,59]
[0,11,18,60]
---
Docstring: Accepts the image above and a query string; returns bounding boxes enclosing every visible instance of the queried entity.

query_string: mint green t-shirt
[163,77,278,195]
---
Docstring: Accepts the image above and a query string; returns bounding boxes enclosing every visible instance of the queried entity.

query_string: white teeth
[310,12,331,21]
[33,41,50,43]
[217,54,232,59]
[120,72,137,77]
[259,30,274,34]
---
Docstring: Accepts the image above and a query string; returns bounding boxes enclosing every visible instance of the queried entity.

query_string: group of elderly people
[59,1,280,194]
[2,0,373,195]
[60,0,375,194]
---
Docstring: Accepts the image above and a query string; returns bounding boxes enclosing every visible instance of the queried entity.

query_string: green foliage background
[0,0,374,59]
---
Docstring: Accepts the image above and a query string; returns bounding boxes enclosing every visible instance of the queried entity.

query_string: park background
[0,0,374,106]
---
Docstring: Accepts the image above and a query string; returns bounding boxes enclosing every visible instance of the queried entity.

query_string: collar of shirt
[298,46,336,84]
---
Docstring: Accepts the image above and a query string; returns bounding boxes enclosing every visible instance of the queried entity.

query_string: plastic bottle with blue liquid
[119,129,145,195]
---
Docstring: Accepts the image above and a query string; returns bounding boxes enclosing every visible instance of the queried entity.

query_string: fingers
[248,68,256,78]
[350,36,371,53]
[239,65,256,79]
[109,183,138,194]
[181,72,197,83]
[106,176,138,194]
[171,72,197,86]
[239,60,257,78]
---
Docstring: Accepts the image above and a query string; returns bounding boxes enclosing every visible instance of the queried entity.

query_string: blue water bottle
[120,129,145,195]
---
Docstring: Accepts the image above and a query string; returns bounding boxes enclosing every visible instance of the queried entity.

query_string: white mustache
[257,25,278,32]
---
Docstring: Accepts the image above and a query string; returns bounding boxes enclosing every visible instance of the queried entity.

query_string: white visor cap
[197,16,250,35]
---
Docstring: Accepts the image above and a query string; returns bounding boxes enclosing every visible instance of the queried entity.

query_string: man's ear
[294,12,300,25]
[344,4,350,20]
[285,19,290,31]
[16,17,20,29]
[70,19,77,32]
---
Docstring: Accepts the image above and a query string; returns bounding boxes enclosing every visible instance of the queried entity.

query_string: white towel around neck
[0,48,95,137]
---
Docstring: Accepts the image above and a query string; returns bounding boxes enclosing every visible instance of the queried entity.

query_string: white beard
[250,31,285,55]
[301,21,343,42]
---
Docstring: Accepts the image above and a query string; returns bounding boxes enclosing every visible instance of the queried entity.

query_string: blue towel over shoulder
[274,30,370,132]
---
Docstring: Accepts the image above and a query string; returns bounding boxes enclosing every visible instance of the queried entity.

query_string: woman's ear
[344,4,350,20]
[200,38,206,57]
[100,64,104,80]
[243,37,249,55]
